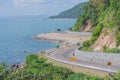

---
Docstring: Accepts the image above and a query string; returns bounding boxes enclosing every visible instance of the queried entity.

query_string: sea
[0,16,75,64]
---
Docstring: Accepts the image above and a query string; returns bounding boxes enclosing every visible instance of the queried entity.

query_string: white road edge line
[46,54,116,73]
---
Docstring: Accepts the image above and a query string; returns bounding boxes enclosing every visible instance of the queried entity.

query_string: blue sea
[0,17,75,64]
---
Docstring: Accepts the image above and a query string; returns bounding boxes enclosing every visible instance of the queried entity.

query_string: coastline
[33,31,110,77]
[33,30,119,75]
[32,30,91,46]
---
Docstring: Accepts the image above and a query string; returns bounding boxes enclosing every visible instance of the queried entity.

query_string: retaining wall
[75,49,120,66]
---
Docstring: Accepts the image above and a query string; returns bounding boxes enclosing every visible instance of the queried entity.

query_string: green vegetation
[72,13,89,31]
[72,0,120,51]
[72,0,120,33]
[81,23,103,51]
[91,23,103,43]
[110,71,120,80]
[103,46,120,53]
[50,2,87,19]
[0,54,104,80]
[103,30,108,36]
[81,40,93,51]
[1,54,120,79]
[72,0,112,31]
[83,40,92,48]
[116,34,120,47]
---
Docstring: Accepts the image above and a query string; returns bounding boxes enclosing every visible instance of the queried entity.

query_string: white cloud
[32,0,47,3]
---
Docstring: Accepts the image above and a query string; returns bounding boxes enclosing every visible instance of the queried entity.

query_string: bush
[92,23,103,36]
[109,71,120,80]
[72,13,89,31]
[116,34,120,47]
[103,30,108,36]
[103,46,120,53]
[0,65,3,71]
[81,46,89,51]
[91,23,103,43]
[81,40,92,51]
[83,40,92,47]
[103,46,107,51]
[91,36,98,43]
[26,54,39,66]
[108,48,120,53]
[0,54,106,80]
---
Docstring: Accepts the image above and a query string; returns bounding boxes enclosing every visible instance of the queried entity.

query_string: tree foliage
[1,54,120,79]
[0,54,104,80]
[73,0,120,48]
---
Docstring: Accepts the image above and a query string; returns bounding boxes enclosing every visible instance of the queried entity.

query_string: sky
[0,0,88,17]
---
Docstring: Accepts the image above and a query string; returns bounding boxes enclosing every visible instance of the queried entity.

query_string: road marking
[46,54,116,73]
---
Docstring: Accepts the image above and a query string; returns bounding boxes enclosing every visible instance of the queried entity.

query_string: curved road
[46,46,120,73]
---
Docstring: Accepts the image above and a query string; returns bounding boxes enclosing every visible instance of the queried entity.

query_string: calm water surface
[0,17,75,64]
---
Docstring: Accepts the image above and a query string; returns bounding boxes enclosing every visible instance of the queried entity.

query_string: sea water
[0,17,75,64]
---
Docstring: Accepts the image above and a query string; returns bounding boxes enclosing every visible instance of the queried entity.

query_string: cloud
[32,0,47,3]
[0,0,89,17]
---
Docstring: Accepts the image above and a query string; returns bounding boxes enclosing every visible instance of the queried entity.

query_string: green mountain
[72,0,120,52]
[49,3,86,18]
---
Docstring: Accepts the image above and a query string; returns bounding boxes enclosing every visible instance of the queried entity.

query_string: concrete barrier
[75,48,120,67]
[46,53,116,72]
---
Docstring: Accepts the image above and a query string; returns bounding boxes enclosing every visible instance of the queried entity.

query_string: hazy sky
[0,0,88,17]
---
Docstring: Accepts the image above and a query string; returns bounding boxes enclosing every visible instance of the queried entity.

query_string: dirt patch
[93,28,116,51]
[81,20,92,32]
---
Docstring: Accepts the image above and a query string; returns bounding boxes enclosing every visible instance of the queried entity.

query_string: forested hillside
[50,3,86,18]
[72,0,120,52]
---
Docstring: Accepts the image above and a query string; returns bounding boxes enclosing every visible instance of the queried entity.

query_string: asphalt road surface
[46,46,120,73]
